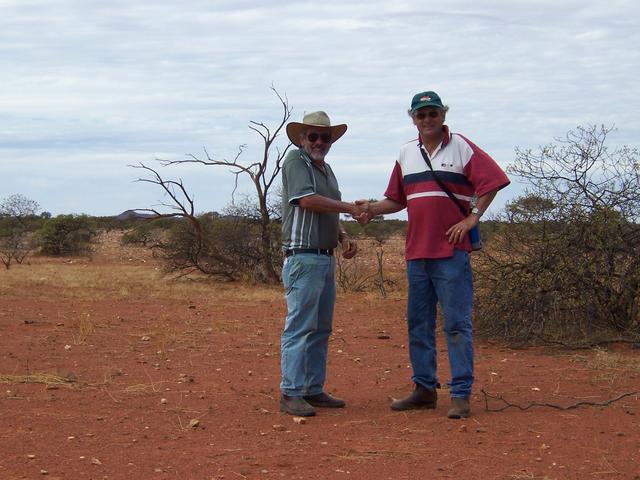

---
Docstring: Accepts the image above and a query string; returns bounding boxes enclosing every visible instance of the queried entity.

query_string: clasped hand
[350,200,372,225]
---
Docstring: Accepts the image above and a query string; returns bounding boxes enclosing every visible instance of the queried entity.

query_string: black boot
[280,395,316,416]
[303,392,346,408]
[447,397,471,419]
[390,384,437,411]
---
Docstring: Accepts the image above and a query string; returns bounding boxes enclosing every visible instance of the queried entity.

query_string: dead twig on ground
[101,386,122,403]
[481,388,638,412]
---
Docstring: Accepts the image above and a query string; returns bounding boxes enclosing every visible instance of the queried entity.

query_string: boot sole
[279,404,316,417]
[390,402,437,411]
[304,401,346,408]
[447,411,471,419]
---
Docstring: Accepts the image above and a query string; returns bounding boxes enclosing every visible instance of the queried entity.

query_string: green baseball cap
[410,91,444,113]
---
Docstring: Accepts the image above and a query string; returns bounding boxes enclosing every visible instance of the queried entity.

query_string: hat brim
[286,122,348,147]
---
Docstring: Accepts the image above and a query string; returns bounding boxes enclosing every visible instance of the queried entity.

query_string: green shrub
[38,215,97,256]
[159,213,281,282]
[474,125,640,346]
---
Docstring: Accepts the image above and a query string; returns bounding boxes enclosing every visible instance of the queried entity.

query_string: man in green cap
[279,110,364,417]
[357,91,510,418]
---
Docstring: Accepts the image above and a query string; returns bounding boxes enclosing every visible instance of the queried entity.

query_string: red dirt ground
[1,237,638,480]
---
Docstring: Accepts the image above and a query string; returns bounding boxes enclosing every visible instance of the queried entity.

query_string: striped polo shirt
[281,149,341,251]
[385,125,510,260]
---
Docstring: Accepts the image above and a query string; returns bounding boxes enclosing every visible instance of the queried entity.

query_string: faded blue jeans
[280,253,336,396]
[406,250,474,398]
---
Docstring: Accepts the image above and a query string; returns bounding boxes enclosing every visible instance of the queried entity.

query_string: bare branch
[481,389,639,412]
[159,144,258,176]
[130,163,196,219]
[130,87,292,283]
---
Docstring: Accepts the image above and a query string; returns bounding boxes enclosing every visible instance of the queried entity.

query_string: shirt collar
[418,125,451,149]
[299,148,313,164]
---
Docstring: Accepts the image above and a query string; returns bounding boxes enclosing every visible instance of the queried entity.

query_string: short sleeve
[383,161,407,207]
[283,153,315,205]
[459,136,510,197]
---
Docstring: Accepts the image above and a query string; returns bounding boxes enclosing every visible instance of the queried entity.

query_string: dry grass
[148,319,181,361]
[123,381,168,395]
[571,347,640,386]
[71,313,95,345]
[575,347,640,373]
[0,373,77,386]
[0,230,407,302]
[0,261,283,303]
[510,474,555,480]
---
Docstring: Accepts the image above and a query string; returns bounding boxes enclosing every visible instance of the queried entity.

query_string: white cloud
[1,0,639,217]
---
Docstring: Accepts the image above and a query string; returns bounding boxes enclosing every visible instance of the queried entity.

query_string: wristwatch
[470,206,483,217]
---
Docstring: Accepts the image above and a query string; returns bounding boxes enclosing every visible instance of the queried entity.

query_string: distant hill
[115,210,158,221]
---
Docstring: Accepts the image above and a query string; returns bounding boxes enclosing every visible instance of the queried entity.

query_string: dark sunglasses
[415,110,440,120]
[306,132,332,143]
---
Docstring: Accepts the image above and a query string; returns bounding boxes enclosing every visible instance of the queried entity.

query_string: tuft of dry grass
[510,474,555,480]
[576,347,640,373]
[0,373,77,386]
[571,347,640,386]
[71,313,94,345]
[123,381,169,395]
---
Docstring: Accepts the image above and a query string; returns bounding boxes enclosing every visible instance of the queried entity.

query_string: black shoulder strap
[418,143,468,216]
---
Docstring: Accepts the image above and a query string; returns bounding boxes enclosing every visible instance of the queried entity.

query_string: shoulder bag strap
[418,143,468,216]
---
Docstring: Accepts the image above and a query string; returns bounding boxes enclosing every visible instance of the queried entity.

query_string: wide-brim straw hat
[286,111,348,147]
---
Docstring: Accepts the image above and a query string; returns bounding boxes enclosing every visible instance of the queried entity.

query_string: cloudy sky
[2,0,639,218]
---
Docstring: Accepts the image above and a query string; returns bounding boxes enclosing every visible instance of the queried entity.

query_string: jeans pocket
[282,261,293,294]
[283,257,310,295]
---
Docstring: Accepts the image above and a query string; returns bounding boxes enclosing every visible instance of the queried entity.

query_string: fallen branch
[481,388,639,412]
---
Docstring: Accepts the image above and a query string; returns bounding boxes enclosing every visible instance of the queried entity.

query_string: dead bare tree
[130,163,238,279]
[132,87,292,282]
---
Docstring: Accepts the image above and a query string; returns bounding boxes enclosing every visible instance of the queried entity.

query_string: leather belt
[285,248,334,257]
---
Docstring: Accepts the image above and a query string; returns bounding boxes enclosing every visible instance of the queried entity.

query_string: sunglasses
[306,132,332,143]
[415,110,441,120]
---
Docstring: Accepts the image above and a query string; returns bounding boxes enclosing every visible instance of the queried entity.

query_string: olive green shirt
[281,149,341,250]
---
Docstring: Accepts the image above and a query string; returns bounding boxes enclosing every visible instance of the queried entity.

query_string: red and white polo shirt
[384,126,510,260]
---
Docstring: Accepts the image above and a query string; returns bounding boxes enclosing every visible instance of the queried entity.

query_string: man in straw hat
[279,110,364,417]
[356,91,509,418]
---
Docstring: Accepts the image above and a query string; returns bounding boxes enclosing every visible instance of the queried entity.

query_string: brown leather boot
[447,397,471,419]
[390,384,437,411]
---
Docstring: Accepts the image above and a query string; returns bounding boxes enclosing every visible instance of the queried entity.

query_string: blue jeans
[406,250,474,398]
[280,253,336,396]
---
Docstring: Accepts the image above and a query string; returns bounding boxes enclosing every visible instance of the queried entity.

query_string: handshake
[349,199,374,225]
